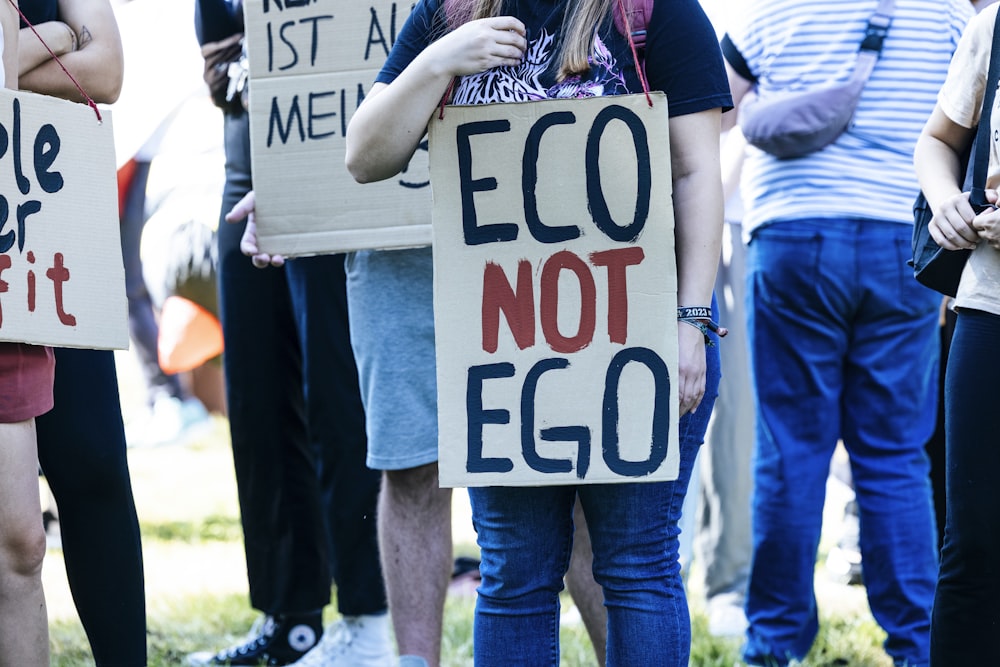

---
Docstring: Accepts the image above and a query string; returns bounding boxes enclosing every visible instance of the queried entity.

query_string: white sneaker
[288,615,394,667]
[708,601,748,638]
[127,395,211,448]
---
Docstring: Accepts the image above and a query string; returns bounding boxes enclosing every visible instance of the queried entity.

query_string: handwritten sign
[243,0,432,256]
[430,93,679,487]
[0,88,125,350]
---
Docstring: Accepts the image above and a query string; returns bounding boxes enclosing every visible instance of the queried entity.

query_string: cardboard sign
[243,0,432,256]
[430,93,679,487]
[0,89,126,350]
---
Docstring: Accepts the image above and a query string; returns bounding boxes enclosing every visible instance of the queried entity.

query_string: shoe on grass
[288,614,394,667]
[187,613,322,666]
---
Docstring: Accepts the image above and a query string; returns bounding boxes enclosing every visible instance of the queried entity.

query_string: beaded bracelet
[677,306,729,347]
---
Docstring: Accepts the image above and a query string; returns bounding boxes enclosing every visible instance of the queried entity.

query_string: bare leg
[566,497,607,667]
[0,420,49,667]
[379,462,452,667]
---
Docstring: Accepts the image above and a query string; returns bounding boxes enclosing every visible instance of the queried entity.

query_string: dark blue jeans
[743,219,940,667]
[469,335,720,666]
[930,308,1000,664]
[217,109,384,615]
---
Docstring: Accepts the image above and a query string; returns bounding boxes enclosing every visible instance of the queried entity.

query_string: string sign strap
[616,0,652,107]
[7,0,102,122]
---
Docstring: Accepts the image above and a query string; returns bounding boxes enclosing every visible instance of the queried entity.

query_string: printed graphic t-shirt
[377,0,731,115]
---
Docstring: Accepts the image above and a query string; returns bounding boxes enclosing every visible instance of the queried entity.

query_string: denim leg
[744,222,846,665]
[581,391,714,667]
[469,485,577,667]
[841,223,939,667]
[931,310,1000,665]
[743,220,939,667]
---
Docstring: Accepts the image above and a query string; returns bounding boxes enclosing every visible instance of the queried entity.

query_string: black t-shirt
[378,0,731,116]
[20,0,58,27]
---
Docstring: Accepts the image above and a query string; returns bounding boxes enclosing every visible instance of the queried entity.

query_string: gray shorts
[345,247,438,471]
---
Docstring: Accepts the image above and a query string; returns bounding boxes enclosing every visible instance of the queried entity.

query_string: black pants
[36,348,147,667]
[217,109,385,615]
[930,308,1000,664]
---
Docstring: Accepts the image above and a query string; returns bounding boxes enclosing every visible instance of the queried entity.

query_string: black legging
[36,348,146,667]
[930,308,1000,664]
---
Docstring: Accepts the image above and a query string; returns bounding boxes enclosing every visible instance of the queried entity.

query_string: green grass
[49,567,893,666]
[45,369,894,666]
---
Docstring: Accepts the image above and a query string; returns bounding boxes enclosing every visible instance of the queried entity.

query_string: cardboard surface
[430,93,679,487]
[244,0,431,256]
[0,89,126,350]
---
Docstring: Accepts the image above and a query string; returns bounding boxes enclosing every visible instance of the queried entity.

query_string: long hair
[444,0,616,80]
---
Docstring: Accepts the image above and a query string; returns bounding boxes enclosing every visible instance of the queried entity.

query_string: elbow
[345,149,390,184]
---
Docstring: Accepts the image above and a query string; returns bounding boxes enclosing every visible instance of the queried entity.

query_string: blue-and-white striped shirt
[723,0,974,236]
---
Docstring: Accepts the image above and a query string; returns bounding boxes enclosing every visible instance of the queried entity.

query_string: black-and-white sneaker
[187,613,323,666]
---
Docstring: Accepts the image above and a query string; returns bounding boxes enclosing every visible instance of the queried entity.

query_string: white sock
[398,655,429,667]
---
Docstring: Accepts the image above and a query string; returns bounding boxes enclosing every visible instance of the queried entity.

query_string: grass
[43,353,895,666]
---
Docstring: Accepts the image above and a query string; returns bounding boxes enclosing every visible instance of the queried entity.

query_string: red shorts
[0,343,55,422]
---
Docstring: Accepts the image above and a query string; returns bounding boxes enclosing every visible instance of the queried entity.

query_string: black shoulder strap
[970,7,1000,207]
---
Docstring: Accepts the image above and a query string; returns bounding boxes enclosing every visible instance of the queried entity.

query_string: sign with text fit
[0,88,126,350]
[244,0,431,256]
[430,93,679,487]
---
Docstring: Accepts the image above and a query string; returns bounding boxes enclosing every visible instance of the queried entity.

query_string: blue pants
[743,219,940,667]
[469,331,720,667]
[930,308,1000,664]
[217,109,384,615]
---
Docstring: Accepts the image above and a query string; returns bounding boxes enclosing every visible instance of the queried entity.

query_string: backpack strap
[969,5,1000,209]
[614,0,653,104]
[613,0,653,55]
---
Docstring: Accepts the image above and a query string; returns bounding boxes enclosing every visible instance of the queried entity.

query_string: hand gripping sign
[0,88,126,350]
[430,93,679,488]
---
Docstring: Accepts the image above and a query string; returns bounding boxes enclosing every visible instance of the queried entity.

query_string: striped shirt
[723,0,974,235]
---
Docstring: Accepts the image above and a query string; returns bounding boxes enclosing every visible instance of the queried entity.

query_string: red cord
[7,0,102,122]
[616,0,652,107]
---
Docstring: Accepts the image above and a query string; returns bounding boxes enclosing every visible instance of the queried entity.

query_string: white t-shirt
[938,3,1000,316]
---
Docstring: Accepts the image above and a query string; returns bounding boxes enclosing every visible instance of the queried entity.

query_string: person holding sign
[16,0,148,666]
[345,0,730,664]
[0,9,54,667]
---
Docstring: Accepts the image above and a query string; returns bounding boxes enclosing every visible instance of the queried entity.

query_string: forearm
[670,112,724,308]
[18,22,75,77]
[20,0,122,103]
[346,50,457,183]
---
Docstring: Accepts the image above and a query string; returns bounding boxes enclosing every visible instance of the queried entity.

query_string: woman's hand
[422,17,527,78]
[676,322,708,416]
[972,189,1000,250]
[225,191,286,268]
[930,191,981,250]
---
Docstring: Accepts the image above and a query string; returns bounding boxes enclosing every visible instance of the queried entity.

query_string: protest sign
[430,93,679,487]
[243,0,432,256]
[0,88,126,350]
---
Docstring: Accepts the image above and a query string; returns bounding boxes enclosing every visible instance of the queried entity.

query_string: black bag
[910,192,971,298]
[910,7,1000,297]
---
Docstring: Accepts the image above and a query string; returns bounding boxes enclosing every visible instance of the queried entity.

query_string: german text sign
[0,88,126,350]
[430,93,679,487]
[243,0,432,255]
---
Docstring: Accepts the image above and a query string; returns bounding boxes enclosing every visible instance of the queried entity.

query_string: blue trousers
[743,219,940,667]
[217,109,384,615]
[469,332,720,666]
[930,308,1000,664]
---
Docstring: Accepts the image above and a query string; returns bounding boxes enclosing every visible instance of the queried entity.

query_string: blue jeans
[930,309,1000,664]
[469,334,720,666]
[743,219,940,667]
